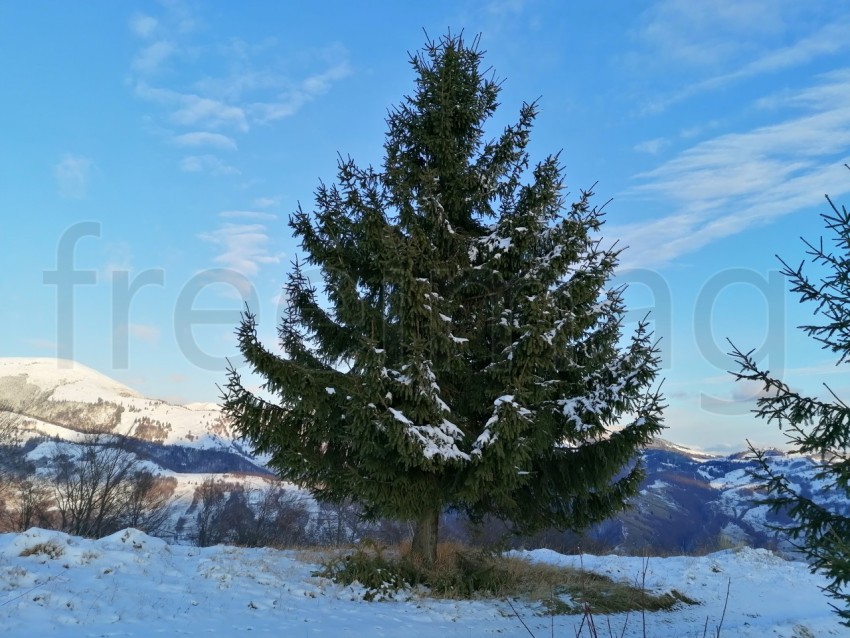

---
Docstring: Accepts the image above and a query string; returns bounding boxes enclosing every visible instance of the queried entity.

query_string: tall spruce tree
[222,34,665,564]
[731,192,850,625]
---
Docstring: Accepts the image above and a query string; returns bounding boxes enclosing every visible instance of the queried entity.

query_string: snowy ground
[0,528,845,637]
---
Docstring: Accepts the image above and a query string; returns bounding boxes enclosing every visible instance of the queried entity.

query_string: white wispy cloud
[133,41,177,75]
[173,131,238,150]
[634,138,669,155]
[454,0,533,37]
[641,17,850,114]
[199,214,282,277]
[613,70,850,270]
[219,210,277,221]
[54,154,93,199]
[26,338,57,351]
[679,120,721,140]
[127,2,351,179]
[629,0,850,118]
[252,196,280,209]
[487,0,529,15]
[249,60,352,123]
[171,95,248,131]
[129,13,158,38]
[101,241,134,281]
[127,324,161,344]
[179,155,240,175]
[634,0,797,70]
[136,82,249,132]
[721,19,850,78]
[192,69,284,103]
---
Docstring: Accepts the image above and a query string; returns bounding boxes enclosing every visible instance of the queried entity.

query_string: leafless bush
[216,487,254,545]
[245,484,310,547]
[0,402,28,479]
[365,517,412,546]
[121,472,177,536]
[0,401,36,529]
[191,477,228,547]
[314,498,365,546]
[190,478,310,547]
[1,477,55,531]
[0,402,20,445]
[50,432,174,538]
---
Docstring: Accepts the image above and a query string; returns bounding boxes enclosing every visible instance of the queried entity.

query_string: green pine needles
[732,192,850,626]
[221,33,666,564]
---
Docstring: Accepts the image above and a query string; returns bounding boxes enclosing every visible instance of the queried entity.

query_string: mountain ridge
[0,357,834,554]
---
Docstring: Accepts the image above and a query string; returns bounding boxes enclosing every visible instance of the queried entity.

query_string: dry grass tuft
[315,541,698,614]
[19,540,64,559]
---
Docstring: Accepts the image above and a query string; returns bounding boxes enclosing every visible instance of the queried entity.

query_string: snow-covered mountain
[0,358,836,554]
[574,439,842,555]
[0,358,266,475]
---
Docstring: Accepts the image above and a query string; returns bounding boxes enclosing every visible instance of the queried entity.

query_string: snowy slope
[0,528,845,637]
[3,357,843,555]
[0,357,257,462]
[0,358,142,401]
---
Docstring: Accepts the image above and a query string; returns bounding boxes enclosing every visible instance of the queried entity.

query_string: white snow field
[0,528,845,637]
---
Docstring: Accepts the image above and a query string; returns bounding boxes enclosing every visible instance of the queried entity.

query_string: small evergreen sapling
[222,33,665,564]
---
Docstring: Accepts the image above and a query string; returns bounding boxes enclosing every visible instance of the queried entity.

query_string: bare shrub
[0,402,29,481]
[245,484,310,547]
[314,498,364,546]
[190,478,310,548]
[0,401,37,530]
[51,432,174,538]
[1,478,55,532]
[121,472,177,536]
[366,517,413,546]
[217,488,254,545]
[191,477,228,547]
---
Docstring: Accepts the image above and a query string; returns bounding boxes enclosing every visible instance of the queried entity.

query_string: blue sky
[2,0,849,452]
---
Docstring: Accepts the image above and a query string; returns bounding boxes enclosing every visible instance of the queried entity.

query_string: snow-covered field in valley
[0,528,845,637]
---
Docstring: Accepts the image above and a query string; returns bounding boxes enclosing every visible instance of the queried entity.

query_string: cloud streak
[613,70,850,270]
[54,154,93,199]
[252,196,280,209]
[199,213,282,277]
[133,41,177,75]
[174,131,238,150]
[641,17,850,114]
[179,155,240,175]
[248,60,352,123]
[127,324,161,344]
[127,5,352,176]
[136,82,250,132]
[635,0,790,70]
[634,138,669,155]
[129,14,158,39]
[219,210,277,221]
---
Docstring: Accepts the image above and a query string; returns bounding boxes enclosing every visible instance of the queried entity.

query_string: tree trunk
[410,506,439,565]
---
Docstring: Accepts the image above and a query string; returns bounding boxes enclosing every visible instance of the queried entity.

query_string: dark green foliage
[731,193,850,625]
[222,33,665,561]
